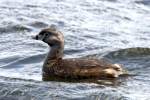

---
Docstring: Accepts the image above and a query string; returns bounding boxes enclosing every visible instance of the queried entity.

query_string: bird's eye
[45,32,49,36]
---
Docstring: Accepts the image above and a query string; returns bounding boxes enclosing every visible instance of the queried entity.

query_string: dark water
[0,0,150,100]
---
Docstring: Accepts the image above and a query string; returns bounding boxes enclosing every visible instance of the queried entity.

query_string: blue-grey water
[0,0,150,100]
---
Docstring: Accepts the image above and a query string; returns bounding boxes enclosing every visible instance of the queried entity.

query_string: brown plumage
[35,25,126,81]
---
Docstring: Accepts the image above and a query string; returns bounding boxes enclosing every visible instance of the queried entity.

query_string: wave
[0,25,32,33]
[104,47,150,59]
[0,53,45,69]
[135,0,150,6]
[28,21,48,28]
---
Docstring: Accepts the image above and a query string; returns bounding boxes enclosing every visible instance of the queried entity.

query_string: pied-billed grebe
[35,25,127,81]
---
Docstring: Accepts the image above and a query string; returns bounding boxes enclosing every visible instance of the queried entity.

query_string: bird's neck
[45,43,64,64]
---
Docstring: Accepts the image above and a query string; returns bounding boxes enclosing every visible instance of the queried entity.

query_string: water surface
[0,0,150,99]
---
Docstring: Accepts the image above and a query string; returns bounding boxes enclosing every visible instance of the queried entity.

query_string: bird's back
[44,58,114,78]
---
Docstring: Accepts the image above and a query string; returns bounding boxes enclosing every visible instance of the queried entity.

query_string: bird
[35,25,127,81]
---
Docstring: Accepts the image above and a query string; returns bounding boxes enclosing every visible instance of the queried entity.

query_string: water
[0,0,150,99]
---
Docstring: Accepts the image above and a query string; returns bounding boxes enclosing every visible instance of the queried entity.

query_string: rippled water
[0,0,150,100]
